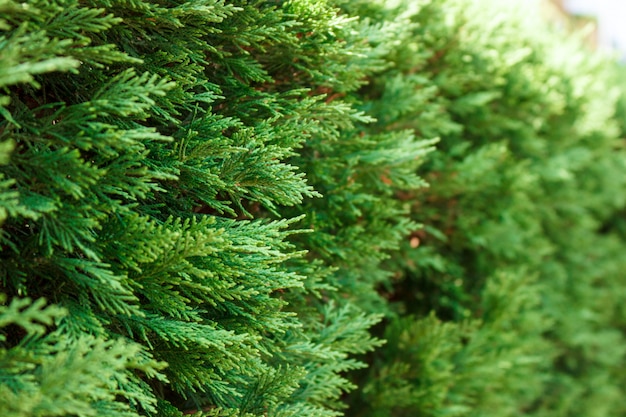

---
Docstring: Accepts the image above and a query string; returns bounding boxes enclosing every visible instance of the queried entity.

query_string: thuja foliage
[0,0,392,416]
[1,0,626,417]
[339,1,626,417]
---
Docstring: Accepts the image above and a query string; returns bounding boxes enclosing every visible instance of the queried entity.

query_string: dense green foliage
[341,2,626,416]
[1,0,625,416]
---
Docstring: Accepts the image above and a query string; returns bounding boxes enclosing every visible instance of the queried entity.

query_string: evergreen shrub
[1,0,625,417]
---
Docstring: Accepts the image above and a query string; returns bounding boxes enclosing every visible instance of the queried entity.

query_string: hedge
[0,0,625,416]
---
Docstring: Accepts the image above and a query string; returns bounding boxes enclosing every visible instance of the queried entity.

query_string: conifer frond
[90,69,175,119]
[0,295,65,337]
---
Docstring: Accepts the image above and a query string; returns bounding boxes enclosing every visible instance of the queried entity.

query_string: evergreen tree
[340,1,626,416]
[0,1,391,415]
[2,0,626,416]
